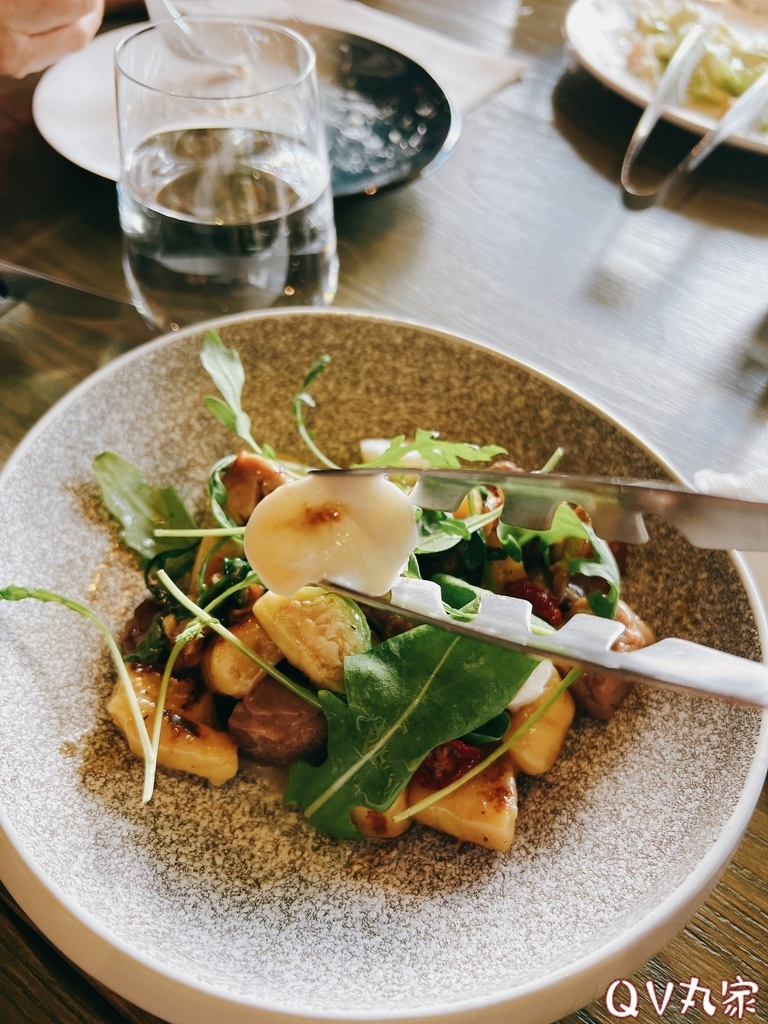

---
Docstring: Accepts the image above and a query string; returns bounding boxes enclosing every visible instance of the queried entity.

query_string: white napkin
[693,468,768,610]
[144,0,524,112]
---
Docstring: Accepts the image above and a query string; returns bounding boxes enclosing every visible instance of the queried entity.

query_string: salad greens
[414,507,503,555]
[629,1,768,116]
[293,353,338,469]
[0,330,626,842]
[93,452,198,583]
[201,331,263,455]
[498,504,620,619]
[284,625,541,840]
[352,429,507,470]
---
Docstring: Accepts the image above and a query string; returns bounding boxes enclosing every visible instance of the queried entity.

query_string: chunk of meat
[223,452,288,525]
[566,598,655,720]
[228,676,327,766]
[362,604,414,640]
[122,598,159,657]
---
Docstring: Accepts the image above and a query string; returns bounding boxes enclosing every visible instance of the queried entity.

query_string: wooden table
[1,1,767,1022]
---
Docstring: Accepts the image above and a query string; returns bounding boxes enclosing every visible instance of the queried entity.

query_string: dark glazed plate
[32,23,460,199]
[293,23,460,197]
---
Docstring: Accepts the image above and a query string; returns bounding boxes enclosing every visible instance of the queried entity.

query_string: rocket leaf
[200,331,261,453]
[284,624,541,840]
[93,452,198,580]
[497,503,620,618]
[352,429,506,470]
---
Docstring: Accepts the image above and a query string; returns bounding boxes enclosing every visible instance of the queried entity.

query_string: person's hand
[0,0,105,79]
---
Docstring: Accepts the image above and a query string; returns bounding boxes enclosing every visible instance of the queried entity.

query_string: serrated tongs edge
[313,467,768,550]
[323,577,768,707]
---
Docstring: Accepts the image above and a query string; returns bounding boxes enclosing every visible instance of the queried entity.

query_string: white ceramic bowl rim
[1,307,766,1024]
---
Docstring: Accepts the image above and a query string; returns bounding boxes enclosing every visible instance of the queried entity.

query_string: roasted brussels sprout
[254,586,372,692]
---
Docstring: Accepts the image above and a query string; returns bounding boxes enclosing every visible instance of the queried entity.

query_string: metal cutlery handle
[318,467,768,550]
[622,20,768,204]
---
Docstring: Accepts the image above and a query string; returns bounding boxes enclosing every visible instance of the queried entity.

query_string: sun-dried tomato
[503,578,563,627]
[414,739,483,791]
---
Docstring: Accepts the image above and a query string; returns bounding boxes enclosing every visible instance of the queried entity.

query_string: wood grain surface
[0,1,767,1022]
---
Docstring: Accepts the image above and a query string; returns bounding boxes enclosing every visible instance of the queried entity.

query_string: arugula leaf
[353,429,506,470]
[124,612,168,664]
[293,354,339,469]
[403,553,422,579]
[207,455,239,530]
[569,528,621,619]
[463,709,510,745]
[284,625,541,840]
[93,453,198,580]
[497,504,620,618]
[434,573,555,633]
[200,332,261,453]
[434,573,483,611]
[414,510,471,554]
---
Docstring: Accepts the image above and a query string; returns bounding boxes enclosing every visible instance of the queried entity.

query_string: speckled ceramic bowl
[0,309,766,1024]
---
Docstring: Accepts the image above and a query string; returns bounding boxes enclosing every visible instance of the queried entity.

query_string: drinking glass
[114,18,338,331]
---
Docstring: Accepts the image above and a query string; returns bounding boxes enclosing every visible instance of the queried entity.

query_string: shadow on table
[551,64,768,234]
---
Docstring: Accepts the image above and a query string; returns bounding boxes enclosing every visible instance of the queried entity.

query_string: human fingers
[0,5,104,78]
[2,0,103,36]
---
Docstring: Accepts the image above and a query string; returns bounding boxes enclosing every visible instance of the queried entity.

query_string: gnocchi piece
[107,667,238,786]
[351,789,412,839]
[408,754,518,852]
[201,613,284,699]
[506,666,575,776]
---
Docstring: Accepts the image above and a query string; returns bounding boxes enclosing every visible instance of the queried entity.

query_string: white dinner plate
[0,308,766,1024]
[565,0,768,155]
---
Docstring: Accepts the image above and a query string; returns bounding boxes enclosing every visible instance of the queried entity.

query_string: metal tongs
[313,467,768,707]
[621,20,768,203]
[315,466,768,548]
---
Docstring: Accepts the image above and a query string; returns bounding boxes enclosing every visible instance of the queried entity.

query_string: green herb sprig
[292,354,339,469]
[353,429,506,470]
[200,332,262,454]
[0,585,157,802]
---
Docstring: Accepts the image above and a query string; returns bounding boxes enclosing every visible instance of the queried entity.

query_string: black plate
[289,23,460,198]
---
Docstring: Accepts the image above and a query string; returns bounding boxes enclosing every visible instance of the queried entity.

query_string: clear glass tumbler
[114,18,338,331]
